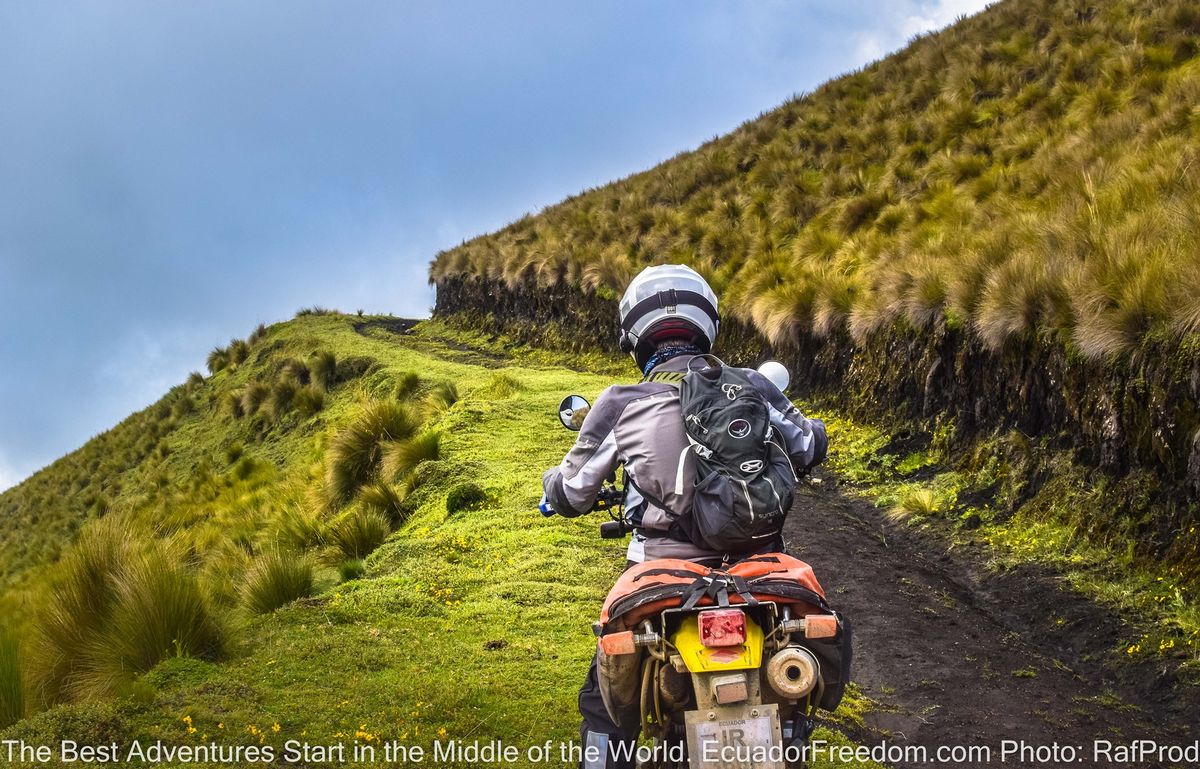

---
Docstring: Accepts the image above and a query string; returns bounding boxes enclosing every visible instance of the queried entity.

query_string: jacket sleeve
[542,386,622,517]
[746,369,828,473]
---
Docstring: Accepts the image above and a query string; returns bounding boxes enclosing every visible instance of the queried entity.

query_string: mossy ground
[0,317,876,768]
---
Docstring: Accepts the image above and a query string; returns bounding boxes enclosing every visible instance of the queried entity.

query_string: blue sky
[0,0,989,490]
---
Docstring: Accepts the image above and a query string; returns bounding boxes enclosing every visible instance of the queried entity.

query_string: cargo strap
[630,567,707,582]
[680,572,759,611]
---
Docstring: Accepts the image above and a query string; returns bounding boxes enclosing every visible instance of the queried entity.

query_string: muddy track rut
[782,475,1198,769]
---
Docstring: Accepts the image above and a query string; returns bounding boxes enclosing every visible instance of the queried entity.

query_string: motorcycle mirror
[758,360,790,393]
[558,395,591,431]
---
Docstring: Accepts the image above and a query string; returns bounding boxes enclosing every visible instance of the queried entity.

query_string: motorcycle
[543,365,851,769]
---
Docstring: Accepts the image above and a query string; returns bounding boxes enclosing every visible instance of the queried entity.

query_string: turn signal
[698,609,746,648]
[804,614,838,639]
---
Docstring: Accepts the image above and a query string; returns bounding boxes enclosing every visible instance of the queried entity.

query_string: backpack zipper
[738,479,755,521]
[764,474,783,513]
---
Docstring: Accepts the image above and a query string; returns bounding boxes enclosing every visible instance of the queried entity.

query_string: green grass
[0,631,22,729]
[242,550,314,615]
[293,385,325,417]
[423,381,458,414]
[394,371,421,400]
[325,401,420,506]
[358,481,409,527]
[27,521,225,705]
[327,508,392,561]
[381,430,442,482]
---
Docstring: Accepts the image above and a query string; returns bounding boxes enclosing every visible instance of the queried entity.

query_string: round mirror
[558,395,591,431]
[758,360,790,393]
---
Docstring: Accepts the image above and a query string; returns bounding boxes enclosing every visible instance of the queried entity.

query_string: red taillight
[699,609,746,647]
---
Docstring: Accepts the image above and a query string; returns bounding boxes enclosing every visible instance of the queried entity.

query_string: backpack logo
[721,383,742,400]
[739,459,764,473]
[728,418,752,439]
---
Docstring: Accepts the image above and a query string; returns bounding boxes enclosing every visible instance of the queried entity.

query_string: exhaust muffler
[765,646,820,700]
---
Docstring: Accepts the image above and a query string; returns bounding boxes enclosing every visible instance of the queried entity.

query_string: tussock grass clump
[242,550,314,615]
[328,509,392,561]
[29,522,225,702]
[893,488,939,518]
[206,347,230,375]
[424,382,459,414]
[224,391,245,420]
[227,339,250,367]
[395,371,421,400]
[248,322,268,344]
[293,386,325,418]
[0,630,23,729]
[241,382,270,416]
[170,395,194,419]
[199,545,252,610]
[233,455,258,481]
[382,431,442,481]
[339,559,366,581]
[296,306,337,317]
[359,481,408,527]
[269,380,297,421]
[279,358,310,386]
[30,521,131,702]
[310,351,337,390]
[326,402,419,506]
[272,505,326,551]
[99,549,225,683]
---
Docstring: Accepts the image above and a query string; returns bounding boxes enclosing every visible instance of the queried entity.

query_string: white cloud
[854,0,993,67]
[899,0,994,40]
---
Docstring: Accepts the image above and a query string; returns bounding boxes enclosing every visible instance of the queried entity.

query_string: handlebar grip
[538,495,555,517]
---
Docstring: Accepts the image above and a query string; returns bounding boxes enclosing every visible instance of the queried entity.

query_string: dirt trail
[783,475,1198,769]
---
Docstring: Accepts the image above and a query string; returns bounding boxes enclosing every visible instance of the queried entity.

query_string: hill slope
[432,0,1200,356]
[1,317,884,766]
[0,317,631,753]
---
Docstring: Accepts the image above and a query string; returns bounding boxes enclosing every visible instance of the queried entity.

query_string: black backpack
[669,356,797,553]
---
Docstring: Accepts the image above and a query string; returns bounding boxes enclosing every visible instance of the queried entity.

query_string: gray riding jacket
[542,354,828,563]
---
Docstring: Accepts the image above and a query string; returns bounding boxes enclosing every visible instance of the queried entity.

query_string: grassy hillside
[0,315,874,766]
[431,0,1200,360]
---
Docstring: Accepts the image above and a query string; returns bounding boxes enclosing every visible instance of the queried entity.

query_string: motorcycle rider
[542,264,828,769]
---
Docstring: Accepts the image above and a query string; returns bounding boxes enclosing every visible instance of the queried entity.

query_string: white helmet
[618,264,719,368]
